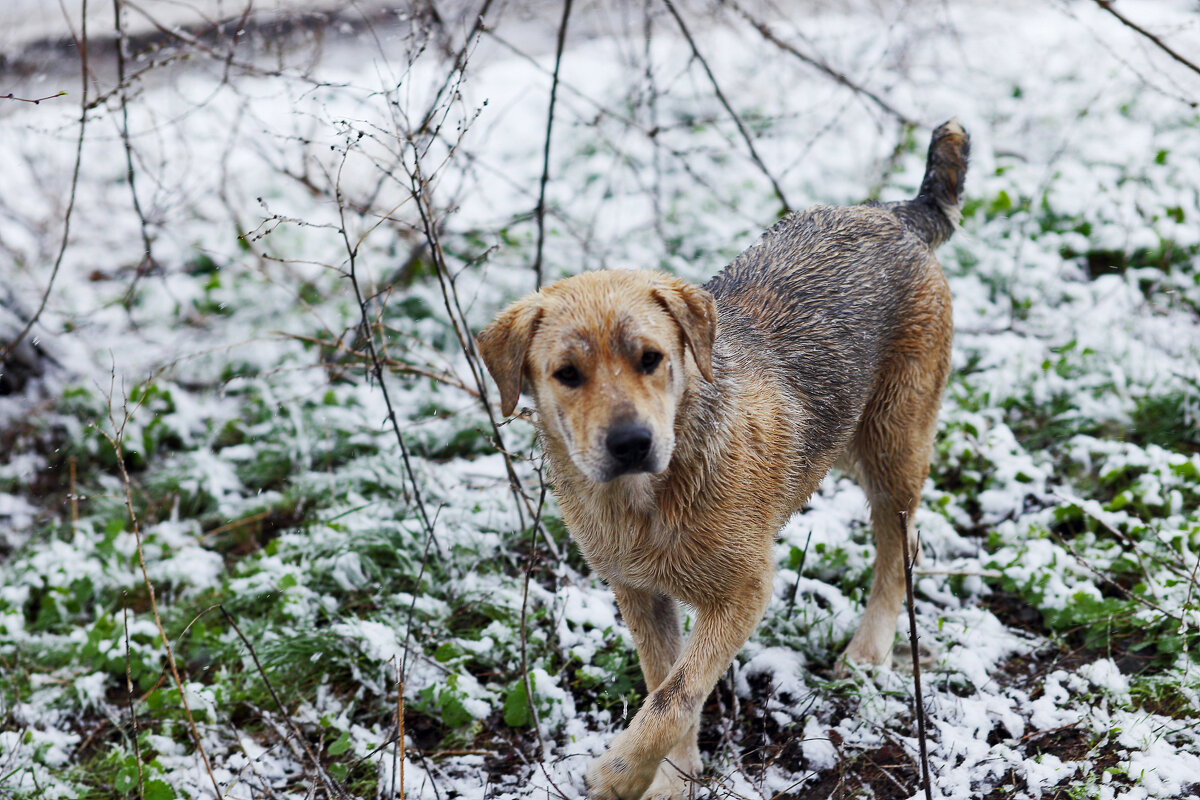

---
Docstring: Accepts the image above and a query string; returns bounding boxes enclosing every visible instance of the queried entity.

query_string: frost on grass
[1,0,1199,798]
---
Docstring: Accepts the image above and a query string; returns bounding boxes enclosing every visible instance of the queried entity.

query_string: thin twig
[785,530,813,619]
[484,30,758,224]
[519,478,550,750]
[913,567,1002,578]
[1049,528,1183,624]
[100,387,223,800]
[900,511,933,800]
[726,0,918,127]
[122,596,146,800]
[219,606,349,798]
[1181,548,1200,683]
[0,0,89,362]
[415,0,497,137]
[401,135,561,559]
[118,0,344,85]
[400,506,441,683]
[1052,489,1196,590]
[285,332,478,395]
[392,663,406,800]
[661,0,790,212]
[2,91,68,104]
[1091,0,1200,77]
[199,510,272,540]
[518,474,571,799]
[335,139,446,689]
[337,154,438,547]
[640,0,670,245]
[113,0,159,310]
[69,457,79,529]
[532,0,574,289]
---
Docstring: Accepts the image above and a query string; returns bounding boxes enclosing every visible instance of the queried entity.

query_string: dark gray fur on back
[704,206,927,460]
[700,120,969,461]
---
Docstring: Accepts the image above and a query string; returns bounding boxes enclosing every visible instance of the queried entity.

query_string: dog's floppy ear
[476,296,544,417]
[652,276,717,383]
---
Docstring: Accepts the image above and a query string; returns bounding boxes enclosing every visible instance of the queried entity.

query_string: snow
[2,0,1200,798]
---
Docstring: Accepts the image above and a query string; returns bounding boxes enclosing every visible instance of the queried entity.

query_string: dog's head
[477,270,716,484]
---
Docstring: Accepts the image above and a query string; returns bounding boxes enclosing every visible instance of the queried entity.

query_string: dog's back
[703,120,969,464]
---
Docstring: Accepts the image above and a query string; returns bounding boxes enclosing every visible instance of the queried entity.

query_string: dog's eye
[640,350,663,373]
[553,365,582,387]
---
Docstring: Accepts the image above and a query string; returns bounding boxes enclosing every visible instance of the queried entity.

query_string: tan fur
[477,122,968,800]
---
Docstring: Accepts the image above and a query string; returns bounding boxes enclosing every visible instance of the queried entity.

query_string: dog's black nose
[606,424,652,471]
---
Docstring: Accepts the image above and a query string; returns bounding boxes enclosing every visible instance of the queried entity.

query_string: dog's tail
[885,119,970,249]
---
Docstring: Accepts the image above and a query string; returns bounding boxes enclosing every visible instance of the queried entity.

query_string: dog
[477,121,969,800]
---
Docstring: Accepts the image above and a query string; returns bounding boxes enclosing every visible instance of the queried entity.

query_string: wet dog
[478,121,969,800]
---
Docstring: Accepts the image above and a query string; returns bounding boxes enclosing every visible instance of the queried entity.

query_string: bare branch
[1,91,68,104]
[901,512,933,800]
[122,598,146,800]
[1092,0,1200,78]
[100,385,224,800]
[662,0,791,212]
[532,0,574,289]
[0,1,89,362]
[726,0,918,127]
[336,152,439,545]
[112,0,160,310]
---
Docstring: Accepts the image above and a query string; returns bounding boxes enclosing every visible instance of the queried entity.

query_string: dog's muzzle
[605,423,653,476]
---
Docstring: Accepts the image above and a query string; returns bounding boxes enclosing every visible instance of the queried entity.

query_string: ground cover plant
[1,0,1199,798]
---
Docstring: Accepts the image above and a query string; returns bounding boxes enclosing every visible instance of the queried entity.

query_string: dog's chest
[560,482,681,583]
[559,483,748,601]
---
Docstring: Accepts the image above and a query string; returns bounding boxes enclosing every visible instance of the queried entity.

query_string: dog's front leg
[610,584,701,798]
[587,579,771,800]
[611,584,683,692]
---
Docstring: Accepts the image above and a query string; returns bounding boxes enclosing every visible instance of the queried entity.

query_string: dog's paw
[838,624,896,675]
[835,645,887,678]
[892,635,936,667]
[641,754,700,800]
[585,748,658,800]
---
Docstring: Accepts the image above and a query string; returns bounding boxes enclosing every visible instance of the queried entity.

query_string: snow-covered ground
[1,1,1199,798]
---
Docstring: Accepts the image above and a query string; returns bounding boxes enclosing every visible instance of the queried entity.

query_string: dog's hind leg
[841,296,951,669]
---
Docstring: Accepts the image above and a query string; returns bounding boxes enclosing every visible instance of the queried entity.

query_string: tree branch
[661,0,791,213]
[1092,0,1200,78]
[0,1,89,363]
[532,0,574,289]
[726,0,918,127]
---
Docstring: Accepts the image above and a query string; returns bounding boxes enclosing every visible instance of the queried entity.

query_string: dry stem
[900,511,934,800]
[100,388,223,800]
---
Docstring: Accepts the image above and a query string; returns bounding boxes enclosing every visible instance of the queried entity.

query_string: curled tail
[886,119,970,249]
